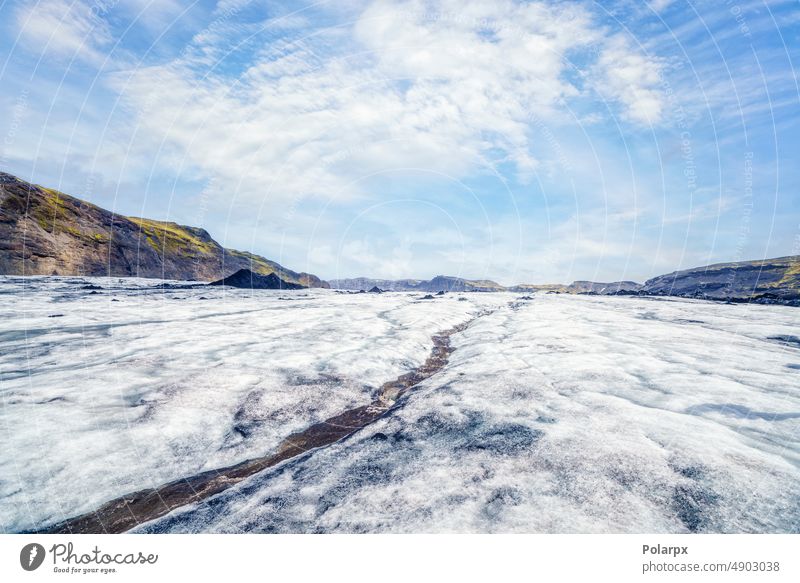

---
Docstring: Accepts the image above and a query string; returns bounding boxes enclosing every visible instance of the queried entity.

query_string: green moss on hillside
[1,171,328,285]
[31,188,65,232]
[771,259,800,289]
[128,217,216,257]
[30,187,98,235]
[226,249,278,276]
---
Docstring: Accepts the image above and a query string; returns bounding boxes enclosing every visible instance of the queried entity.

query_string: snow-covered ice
[0,277,500,532]
[1,278,798,533]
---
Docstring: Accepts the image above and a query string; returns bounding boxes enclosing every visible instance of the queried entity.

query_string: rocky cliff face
[0,172,328,287]
[642,256,800,301]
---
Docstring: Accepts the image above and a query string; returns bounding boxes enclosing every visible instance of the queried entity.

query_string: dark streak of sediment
[38,313,485,534]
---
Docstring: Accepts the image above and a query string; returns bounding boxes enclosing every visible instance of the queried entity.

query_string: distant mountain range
[332,259,800,305]
[0,172,327,287]
[329,275,506,292]
[331,276,644,294]
[2,171,798,303]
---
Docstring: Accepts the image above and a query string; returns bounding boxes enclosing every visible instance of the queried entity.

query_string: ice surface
[1,279,798,533]
[0,277,499,532]
[136,294,800,533]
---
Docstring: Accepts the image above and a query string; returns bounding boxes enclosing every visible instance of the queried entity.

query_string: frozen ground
[0,276,500,532]
[1,278,799,533]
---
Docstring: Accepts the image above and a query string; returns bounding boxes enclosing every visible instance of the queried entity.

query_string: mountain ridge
[641,255,799,302]
[331,259,800,304]
[0,172,328,287]
[330,275,506,292]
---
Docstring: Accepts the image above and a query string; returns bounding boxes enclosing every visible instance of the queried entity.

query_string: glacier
[0,277,798,533]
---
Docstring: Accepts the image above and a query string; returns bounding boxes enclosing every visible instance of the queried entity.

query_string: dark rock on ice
[209,268,306,290]
[769,335,800,348]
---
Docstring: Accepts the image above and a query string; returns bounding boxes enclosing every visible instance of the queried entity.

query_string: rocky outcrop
[209,269,305,289]
[0,172,328,287]
[642,256,800,303]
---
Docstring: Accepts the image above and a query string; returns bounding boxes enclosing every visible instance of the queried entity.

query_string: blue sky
[1,0,798,284]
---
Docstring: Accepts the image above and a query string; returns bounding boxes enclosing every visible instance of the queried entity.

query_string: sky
[0,0,798,285]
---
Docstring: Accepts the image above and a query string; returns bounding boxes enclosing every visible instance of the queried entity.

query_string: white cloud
[16,0,112,65]
[648,0,675,13]
[593,35,665,125]
[120,0,187,34]
[109,0,666,216]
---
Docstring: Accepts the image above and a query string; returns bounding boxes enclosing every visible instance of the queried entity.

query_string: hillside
[0,172,328,287]
[643,256,800,302]
[209,268,306,289]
